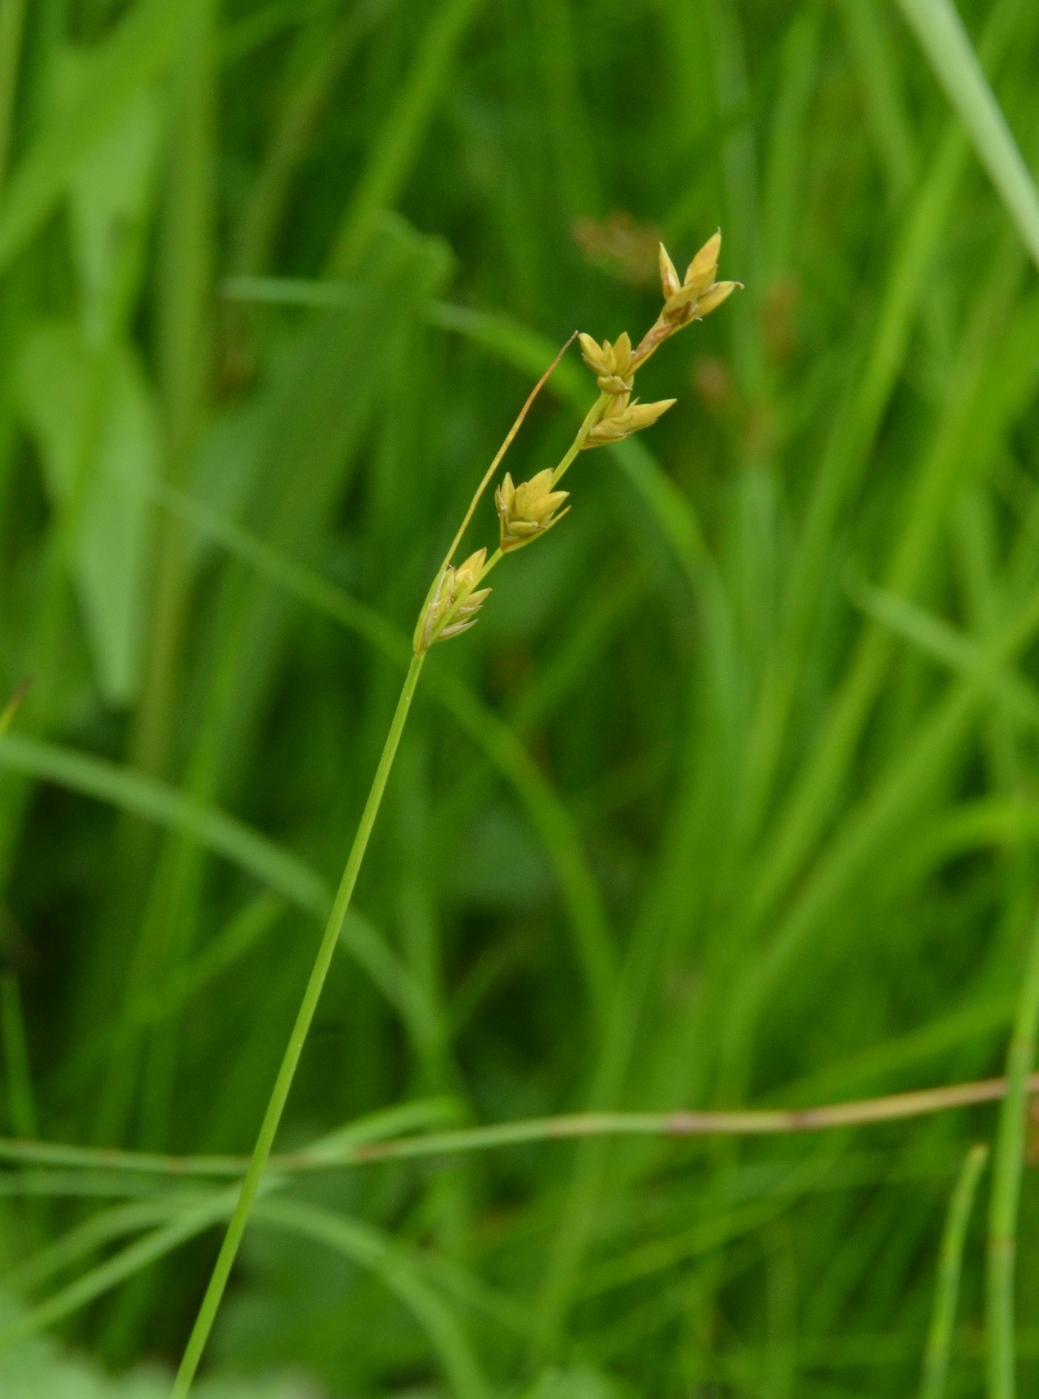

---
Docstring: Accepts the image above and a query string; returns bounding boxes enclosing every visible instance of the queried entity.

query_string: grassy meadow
[1,0,1039,1393]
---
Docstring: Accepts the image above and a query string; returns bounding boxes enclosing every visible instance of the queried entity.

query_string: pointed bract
[632,227,740,362]
[696,280,741,317]
[658,242,681,301]
[579,332,609,376]
[452,547,487,593]
[662,281,702,319]
[684,230,721,296]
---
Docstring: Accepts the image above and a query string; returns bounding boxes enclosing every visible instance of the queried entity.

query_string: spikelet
[630,231,742,366]
[496,469,570,552]
[578,332,634,395]
[583,395,676,448]
[414,230,737,654]
[416,548,491,650]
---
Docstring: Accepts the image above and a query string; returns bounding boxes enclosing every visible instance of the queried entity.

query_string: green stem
[4,1065,1034,1182]
[433,388,604,639]
[171,651,425,1397]
[986,902,1039,1399]
[920,1142,988,1399]
[476,547,503,585]
[552,393,607,486]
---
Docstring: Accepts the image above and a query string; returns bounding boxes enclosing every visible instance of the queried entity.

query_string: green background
[1,0,1039,1394]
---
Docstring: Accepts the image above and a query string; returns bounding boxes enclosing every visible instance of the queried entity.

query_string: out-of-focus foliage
[0,1292,319,1397]
[1,0,1039,1395]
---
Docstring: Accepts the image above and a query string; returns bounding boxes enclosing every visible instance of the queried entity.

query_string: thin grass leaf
[156,481,617,1034]
[0,732,330,915]
[326,0,483,274]
[0,1189,235,1354]
[253,1196,493,1399]
[850,579,1039,727]
[231,0,396,278]
[54,894,285,1098]
[299,1096,463,1164]
[7,1195,198,1294]
[920,1142,988,1399]
[727,575,1039,1081]
[839,0,917,204]
[987,904,1039,1398]
[897,0,1039,270]
[780,992,1016,1107]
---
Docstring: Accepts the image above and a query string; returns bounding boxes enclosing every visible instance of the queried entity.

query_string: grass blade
[0,732,330,916]
[897,0,1039,270]
[986,903,1039,1398]
[326,0,482,273]
[7,1196,194,1294]
[156,481,617,1033]
[0,1190,235,1353]
[253,1196,492,1399]
[920,1142,989,1399]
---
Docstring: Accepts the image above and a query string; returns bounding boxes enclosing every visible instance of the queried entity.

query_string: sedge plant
[170,233,739,1393]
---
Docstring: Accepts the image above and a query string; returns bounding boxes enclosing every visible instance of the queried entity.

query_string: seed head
[660,231,740,329]
[583,395,676,448]
[417,548,491,650]
[496,469,570,552]
[578,331,635,395]
[632,230,742,366]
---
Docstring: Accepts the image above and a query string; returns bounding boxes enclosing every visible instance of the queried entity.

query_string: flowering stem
[171,651,426,1397]
[476,547,503,585]
[552,393,607,487]
[451,394,608,604]
[413,337,578,650]
[441,334,577,572]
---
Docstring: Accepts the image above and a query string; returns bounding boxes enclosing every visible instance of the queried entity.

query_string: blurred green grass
[0,0,1038,1394]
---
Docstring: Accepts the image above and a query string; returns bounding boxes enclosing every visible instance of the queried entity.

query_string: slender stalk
[466,391,607,598]
[920,1143,988,1399]
[3,1067,1038,1181]
[440,333,576,572]
[336,1074,1039,1159]
[171,651,425,1396]
[986,904,1039,1399]
[551,393,607,486]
